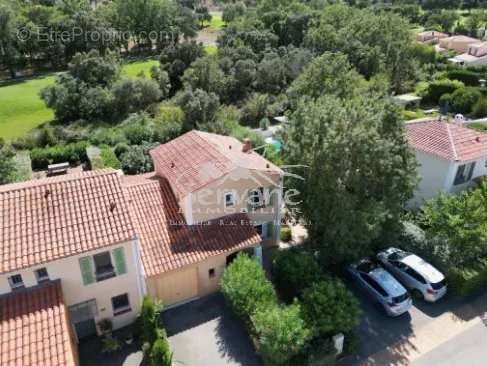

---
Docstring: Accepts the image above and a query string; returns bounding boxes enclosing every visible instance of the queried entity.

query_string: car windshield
[356,260,379,273]
[392,293,409,304]
[388,250,411,261]
[431,279,446,290]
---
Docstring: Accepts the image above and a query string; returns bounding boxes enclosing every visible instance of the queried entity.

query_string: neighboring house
[449,41,487,67]
[0,130,283,364]
[437,35,482,54]
[416,30,449,44]
[406,118,487,208]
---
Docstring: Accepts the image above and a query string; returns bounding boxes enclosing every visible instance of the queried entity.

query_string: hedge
[447,69,480,86]
[30,142,88,170]
[446,261,487,297]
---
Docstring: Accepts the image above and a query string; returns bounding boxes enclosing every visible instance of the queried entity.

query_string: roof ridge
[445,123,459,161]
[0,168,118,193]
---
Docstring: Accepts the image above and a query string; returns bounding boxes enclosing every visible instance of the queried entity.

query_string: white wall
[0,240,143,331]
[409,150,451,208]
[448,156,487,193]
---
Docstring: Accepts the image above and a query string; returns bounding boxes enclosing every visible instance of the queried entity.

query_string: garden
[221,252,362,366]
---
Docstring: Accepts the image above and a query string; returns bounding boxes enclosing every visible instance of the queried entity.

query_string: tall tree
[282,95,417,265]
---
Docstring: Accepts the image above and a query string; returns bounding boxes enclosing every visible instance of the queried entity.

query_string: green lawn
[0,59,159,140]
[205,44,218,55]
[122,59,159,77]
[0,75,56,140]
[204,12,225,30]
[468,122,487,131]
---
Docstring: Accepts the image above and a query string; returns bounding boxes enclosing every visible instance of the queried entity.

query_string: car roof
[401,254,444,283]
[369,268,407,297]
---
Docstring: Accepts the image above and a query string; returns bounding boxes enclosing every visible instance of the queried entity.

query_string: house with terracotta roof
[0,170,145,344]
[416,30,449,44]
[449,41,487,67]
[437,35,482,54]
[405,118,487,207]
[0,130,282,360]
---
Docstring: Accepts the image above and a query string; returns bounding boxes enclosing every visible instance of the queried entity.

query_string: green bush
[300,279,361,337]
[140,296,161,345]
[221,254,277,327]
[30,141,88,170]
[120,145,154,175]
[251,303,311,366]
[448,87,482,114]
[472,97,487,118]
[446,261,487,297]
[272,249,323,302]
[150,336,173,366]
[280,226,292,242]
[400,109,426,121]
[421,79,464,104]
[447,69,480,86]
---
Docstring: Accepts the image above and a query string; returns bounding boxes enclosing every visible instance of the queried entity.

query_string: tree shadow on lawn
[0,73,56,88]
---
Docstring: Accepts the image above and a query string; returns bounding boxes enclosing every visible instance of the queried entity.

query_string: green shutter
[113,247,127,275]
[79,256,95,285]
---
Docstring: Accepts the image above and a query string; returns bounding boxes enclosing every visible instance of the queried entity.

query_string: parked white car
[348,259,412,317]
[377,248,447,302]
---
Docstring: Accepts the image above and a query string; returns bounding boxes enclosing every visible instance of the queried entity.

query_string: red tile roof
[0,169,135,274]
[406,119,487,161]
[0,280,77,366]
[150,130,283,199]
[123,173,261,277]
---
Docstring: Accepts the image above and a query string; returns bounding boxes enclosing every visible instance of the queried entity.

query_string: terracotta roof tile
[406,119,487,161]
[122,174,261,277]
[0,170,135,274]
[150,130,283,199]
[0,281,76,366]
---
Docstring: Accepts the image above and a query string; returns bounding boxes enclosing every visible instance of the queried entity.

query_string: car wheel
[412,289,423,300]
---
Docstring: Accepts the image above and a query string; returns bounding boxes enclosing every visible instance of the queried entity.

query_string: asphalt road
[413,322,487,366]
[339,282,487,366]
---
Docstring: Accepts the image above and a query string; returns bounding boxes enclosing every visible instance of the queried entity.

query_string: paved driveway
[339,283,487,366]
[162,294,262,366]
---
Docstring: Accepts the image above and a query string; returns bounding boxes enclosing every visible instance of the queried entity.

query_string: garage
[148,266,199,306]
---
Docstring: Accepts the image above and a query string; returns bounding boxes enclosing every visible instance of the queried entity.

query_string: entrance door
[69,299,98,340]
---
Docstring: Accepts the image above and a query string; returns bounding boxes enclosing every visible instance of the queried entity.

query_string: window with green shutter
[267,186,275,207]
[79,256,95,285]
[113,247,127,275]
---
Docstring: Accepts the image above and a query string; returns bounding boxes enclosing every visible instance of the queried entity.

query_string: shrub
[446,261,487,296]
[472,97,487,118]
[120,145,154,175]
[272,249,323,301]
[280,226,292,242]
[251,303,311,366]
[30,142,88,170]
[221,254,277,326]
[123,122,154,145]
[89,128,127,146]
[447,69,480,86]
[449,87,482,114]
[150,336,173,366]
[140,296,163,345]
[421,79,465,104]
[300,279,361,337]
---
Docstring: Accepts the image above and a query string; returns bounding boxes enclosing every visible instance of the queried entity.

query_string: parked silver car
[377,248,447,302]
[348,259,412,317]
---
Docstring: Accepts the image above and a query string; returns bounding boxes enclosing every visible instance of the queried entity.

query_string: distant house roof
[406,119,487,161]
[417,30,448,37]
[441,35,480,43]
[0,280,77,366]
[123,173,261,277]
[0,169,135,274]
[150,130,283,199]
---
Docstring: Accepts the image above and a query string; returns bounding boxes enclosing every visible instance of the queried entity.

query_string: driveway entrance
[162,293,262,366]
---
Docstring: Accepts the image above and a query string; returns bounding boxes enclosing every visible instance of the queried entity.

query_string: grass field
[204,12,225,30]
[0,59,159,140]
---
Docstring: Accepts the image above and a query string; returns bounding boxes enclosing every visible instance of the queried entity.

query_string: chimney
[242,138,252,153]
